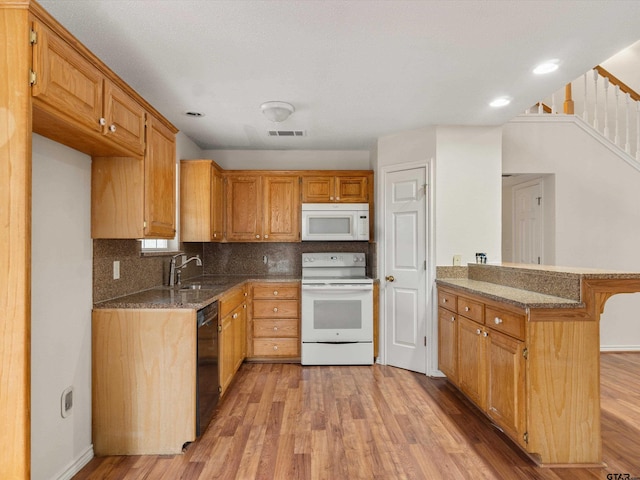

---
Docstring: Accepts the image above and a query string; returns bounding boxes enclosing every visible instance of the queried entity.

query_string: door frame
[377,160,436,374]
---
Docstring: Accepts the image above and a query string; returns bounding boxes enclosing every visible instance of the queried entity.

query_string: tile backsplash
[93,240,376,303]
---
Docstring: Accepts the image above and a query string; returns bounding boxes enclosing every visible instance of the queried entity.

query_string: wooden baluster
[615,85,620,146]
[551,93,556,114]
[603,77,610,139]
[625,92,631,154]
[593,69,599,130]
[583,72,589,122]
[564,83,574,114]
[538,102,543,114]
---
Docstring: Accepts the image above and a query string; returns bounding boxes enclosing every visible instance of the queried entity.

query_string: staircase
[520,66,640,172]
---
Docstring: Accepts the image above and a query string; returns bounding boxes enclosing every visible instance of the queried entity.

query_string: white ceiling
[38,0,640,151]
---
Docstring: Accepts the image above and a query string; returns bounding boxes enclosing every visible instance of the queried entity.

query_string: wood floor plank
[74,353,640,479]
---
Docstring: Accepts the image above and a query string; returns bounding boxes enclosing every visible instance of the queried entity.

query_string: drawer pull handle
[450,316,455,322]
[256,234,261,239]
[273,307,278,313]
[244,292,248,296]
[483,331,489,337]
[494,317,503,324]
[232,313,238,319]
[465,306,470,312]
[264,234,269,239]
[273,345,278,350]
[442,298,448,304]
[273,326,278,331]
[476,328,482,335]
[273,290,278,296]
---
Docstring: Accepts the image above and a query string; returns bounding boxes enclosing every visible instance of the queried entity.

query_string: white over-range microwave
[301,203,370,241]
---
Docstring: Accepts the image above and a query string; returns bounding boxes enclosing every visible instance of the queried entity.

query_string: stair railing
[525,66,640,161]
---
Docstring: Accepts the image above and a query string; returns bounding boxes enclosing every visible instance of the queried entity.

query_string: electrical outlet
[263,255,268,264]
[453,255,462,266]
[61,386,73,418]
[113,260,120,280]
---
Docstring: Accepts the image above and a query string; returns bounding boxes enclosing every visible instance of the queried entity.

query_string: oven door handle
[302,284,373,292]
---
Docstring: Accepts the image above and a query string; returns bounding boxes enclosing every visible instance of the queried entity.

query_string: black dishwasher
[196,301,219,436]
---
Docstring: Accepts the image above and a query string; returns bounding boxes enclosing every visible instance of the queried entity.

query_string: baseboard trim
[600,345,640,352]
[55,445,94,480]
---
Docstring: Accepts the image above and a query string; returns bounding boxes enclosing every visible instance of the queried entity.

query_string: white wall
[503,118,640,349]
[31,134,93,480]
[434,126,503,266]
[199,149,371,170]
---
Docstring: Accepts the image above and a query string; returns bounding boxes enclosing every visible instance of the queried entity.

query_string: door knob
[385,275,395,282]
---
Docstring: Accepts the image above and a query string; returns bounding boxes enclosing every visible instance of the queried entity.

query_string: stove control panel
[302,252,366,267]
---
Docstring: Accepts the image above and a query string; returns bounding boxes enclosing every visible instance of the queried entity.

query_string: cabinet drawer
[253,284,299,299]
[438,290,457,311]
[220,286,247,317]
[253,319,299,338]
[253,299,298,318]
[457,296,484,324]
[253,338,299,357]
[486,307,525,341]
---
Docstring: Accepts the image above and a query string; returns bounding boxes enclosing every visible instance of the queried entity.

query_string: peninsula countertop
[436,262,640,309]
[93,275,301,310]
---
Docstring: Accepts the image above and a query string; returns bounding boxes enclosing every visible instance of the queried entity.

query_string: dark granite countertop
[435,278,583,309]
[93,275,301,310]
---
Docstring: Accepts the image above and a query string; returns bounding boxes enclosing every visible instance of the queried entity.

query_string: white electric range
[301,252,374,365]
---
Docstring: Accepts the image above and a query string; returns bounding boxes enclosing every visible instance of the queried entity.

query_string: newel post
[564,83,575,114]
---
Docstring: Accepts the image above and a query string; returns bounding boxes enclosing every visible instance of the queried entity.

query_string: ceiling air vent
[267,130,306,137]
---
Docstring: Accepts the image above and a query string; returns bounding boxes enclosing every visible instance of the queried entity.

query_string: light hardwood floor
[74,353,640,479]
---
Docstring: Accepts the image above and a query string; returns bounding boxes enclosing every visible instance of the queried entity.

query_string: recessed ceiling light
[489,97,511,108]
[533,60,559,75]
[184,111,205,117]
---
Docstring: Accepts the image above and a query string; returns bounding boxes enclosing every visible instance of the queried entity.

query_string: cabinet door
[219,314,234,395]
[457,316,486,410]
[211,168,225,241]
[262,175,300,242]
[144,115,176,238]
[32,19,103,134]
[103,80,146,156]
[180,161,212,242]
[438,308,458,383]
[225,175,261,241]
[486,329,526,444]
[335,176,368,202]
[301,176,334,202]
[233,304,247,372]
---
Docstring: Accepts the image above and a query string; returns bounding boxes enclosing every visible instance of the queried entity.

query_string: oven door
[301,283,373,342]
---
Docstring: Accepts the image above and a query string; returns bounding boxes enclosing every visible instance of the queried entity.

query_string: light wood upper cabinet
[144,115,176,238]
[301,174,369,203]
[225,174,262,242]
[226,173,300,242]
[180,160,224,242]
[262,175,300,242]
[32,19,145,157]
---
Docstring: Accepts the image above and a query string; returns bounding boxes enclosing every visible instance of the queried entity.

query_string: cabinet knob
[273,326,278,331]
[483,331,489,337]
[273,345,278,351]
[465,306,470,312]
[99,117,106,126]
[243,304,247,309]
[450,316,455,322]
[442,298,448,304]
[273,307,278,313]
[336,197,340,200]
[213,233,217,238]
[109,124,117,133]
[264,234,269,239]
[255,234,260,239]
[273,290,278,296]
[232,313,238,319]
[494,317,503,324]
[476,328,482,335]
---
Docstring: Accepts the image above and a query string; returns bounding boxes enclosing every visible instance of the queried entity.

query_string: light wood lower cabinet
[248,282,300,360]
[438,286,571,465]
[218,285,248,395]
[92,308,196,455]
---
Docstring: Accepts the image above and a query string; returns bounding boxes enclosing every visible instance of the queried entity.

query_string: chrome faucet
[168,254,203,286]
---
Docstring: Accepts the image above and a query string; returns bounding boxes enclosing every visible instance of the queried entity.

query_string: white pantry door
[384,166,427,373]
[513,180,543,264]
